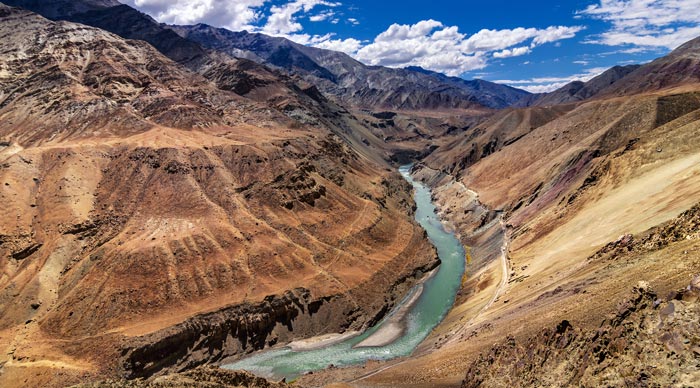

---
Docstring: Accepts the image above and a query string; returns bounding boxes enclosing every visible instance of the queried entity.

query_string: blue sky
[123,0,700,92]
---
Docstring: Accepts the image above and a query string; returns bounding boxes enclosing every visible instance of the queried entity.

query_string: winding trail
[441,179,511,348]
[476,217,510,314]
[450,178,511,316]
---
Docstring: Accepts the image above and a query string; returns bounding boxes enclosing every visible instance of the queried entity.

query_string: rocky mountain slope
[519,37,700,108]
[462,278,700,387]
[0,0,342,115]
[0,4,264,144]
[601,36,700,96]
[2,0,496,160]
[422,35,700,176]
[522,64,641,107]
[3,0,208,66]
[404,66,531,109]
[0,5,438,387]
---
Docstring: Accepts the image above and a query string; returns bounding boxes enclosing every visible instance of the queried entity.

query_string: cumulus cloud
[578,0,700,50]
[309,10,335,22]
[122,0,266,31]
[124,0,344,38]
[496,67,609,93]
[263,0,341,35]
[461,26,583,52]
[314,37,363,54]
[351,21,583,76]
[493,46,531,58]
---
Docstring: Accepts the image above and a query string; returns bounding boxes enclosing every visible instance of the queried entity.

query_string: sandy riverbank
[287,331,361,351]
[353,283,425,348]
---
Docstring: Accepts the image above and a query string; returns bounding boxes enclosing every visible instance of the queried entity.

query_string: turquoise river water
[222,165,466,380]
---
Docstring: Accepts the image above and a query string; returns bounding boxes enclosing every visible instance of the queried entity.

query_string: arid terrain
[1,1,699,388]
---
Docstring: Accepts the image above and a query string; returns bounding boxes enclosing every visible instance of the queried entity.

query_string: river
[222,164,466,380]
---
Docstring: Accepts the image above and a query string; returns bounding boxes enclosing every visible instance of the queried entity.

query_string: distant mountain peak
[404,65,436,75]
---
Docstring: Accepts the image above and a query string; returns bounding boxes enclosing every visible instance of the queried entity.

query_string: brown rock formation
[462,281,700,387]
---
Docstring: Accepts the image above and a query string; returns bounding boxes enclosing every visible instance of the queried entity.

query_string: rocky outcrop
[272,162,328,209]
[121,289,321,378]
[461,280,700,387]
[589,203,700,262]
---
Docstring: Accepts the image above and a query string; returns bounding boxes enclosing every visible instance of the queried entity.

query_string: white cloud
[263,0,341,35]
[351,21,582,76]
[496,67,608,93]
[578,0,700,49]
[531,26,583,46]
[517,82,573,93]
[493,46,531,58]
[309,10,335,22]
[314,37,363,54]
[375,20,445,42]
[348,17,359,25]
[126,0,344,36]
[461,26,583,52]
[123,0,266,31]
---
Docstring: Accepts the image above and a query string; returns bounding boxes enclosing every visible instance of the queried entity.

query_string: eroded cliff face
[0,129,438,384]
[121,244,438,379]
[121,289,324,378]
